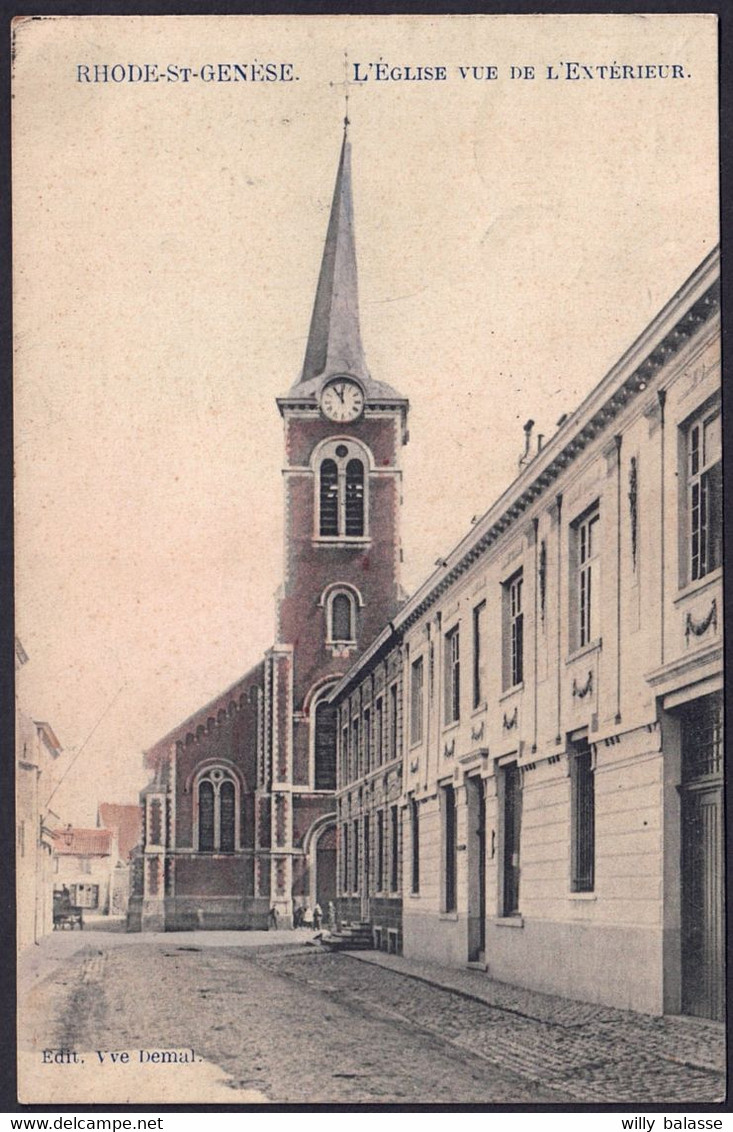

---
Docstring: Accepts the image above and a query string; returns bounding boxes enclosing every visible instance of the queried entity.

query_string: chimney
[537,433,545,454]
[519,419,534,468]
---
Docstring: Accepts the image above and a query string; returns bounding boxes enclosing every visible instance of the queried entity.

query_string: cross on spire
[329,50,354,130]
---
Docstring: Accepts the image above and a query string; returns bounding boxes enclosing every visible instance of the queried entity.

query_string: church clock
[320,377,365,422]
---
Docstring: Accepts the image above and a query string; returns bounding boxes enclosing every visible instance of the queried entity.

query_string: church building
[129,127,408,932]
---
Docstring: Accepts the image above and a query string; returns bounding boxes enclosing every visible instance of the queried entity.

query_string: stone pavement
[341,949,726,1104]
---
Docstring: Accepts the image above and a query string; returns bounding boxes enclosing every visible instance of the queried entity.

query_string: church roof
[284,126,405,404]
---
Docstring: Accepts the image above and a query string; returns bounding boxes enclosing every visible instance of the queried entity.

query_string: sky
[13,14,718,824]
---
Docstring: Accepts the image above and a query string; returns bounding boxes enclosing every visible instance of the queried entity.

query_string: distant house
[16,637,64,948]
[53,827,117,914]
[98,803,142,914]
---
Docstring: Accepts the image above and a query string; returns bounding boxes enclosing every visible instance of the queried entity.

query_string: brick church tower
[130,125,409,931]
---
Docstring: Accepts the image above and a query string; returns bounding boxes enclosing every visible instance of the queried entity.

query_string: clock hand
[335,384,345,402]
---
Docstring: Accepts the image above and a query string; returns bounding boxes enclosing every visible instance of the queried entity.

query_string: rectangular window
[571,742,595,892]
[375,697,384,767]
[502,573,524,689]
[389,684,399,760]
[444,626,460,724]
[442,784,457,912]
[363,707,371,774]
[363,813,370,896]
[390,804,399,892]
[376,810,384,892]
[352,718,360,779]
[342,822,349,895]
[410,657,424,744]
[573,506,600,649]
[688,409,722,582]
[353,818,360,892]
[473,601,486,708]
[502,763,522,916]
[410,796,420,894]
[341,725,349,785]
[72,884,99,909]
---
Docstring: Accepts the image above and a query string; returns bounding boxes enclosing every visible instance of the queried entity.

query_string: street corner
[17,1049,269,1105]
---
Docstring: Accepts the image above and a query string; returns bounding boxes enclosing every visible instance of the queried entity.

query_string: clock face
[320,378,365,423]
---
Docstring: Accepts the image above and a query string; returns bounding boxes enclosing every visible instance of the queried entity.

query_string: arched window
[196,768,238,852]
[332,592,354,642]
[315,440,370,539]
[314,699,338,790]
[323,585,359,647]
[319,460,339,537]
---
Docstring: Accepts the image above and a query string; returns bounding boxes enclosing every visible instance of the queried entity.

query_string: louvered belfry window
[319,459,339,536]
[345,459,365,535]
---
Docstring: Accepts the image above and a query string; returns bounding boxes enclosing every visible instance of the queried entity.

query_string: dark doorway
[503,763,522,917]
[467,776,486,962]
[680,694,724,1020]
[315,825,337,908]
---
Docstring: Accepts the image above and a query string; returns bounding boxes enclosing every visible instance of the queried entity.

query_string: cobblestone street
[17,932,725,1106]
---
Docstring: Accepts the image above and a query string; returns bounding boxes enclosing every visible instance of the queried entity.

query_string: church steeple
[299,124,369,387]
[279,125,407,411]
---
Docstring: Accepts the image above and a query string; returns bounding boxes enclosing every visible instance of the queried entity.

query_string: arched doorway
[314,823,337,907]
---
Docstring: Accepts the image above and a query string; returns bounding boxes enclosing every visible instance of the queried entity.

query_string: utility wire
[43,684,126,813]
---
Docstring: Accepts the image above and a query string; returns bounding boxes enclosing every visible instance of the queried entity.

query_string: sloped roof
[53,828,113,857]
[98,803,142,860]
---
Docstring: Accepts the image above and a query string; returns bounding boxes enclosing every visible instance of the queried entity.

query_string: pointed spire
[298,124,369,387]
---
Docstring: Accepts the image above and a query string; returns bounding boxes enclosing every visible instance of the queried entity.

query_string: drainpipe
[658,390,667,667]
[615,434,623,726]
[555,493,563,745]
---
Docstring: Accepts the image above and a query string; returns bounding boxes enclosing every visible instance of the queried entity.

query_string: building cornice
[329,248,719,700]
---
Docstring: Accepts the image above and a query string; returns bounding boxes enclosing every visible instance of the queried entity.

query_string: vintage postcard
[13,13,722,1109]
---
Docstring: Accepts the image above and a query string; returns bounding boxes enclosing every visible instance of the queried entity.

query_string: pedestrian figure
[302,903,313,929]
[313,902,322,931]
[293,902,303,929]
[328,900,336,931]
[268,904,278,930]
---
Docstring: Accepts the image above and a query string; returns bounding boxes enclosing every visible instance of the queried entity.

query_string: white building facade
[332,250,722,1019]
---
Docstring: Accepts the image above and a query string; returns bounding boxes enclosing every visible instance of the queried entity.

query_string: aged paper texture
[14,13,720,1107]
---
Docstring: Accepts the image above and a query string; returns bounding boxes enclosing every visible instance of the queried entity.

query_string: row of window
[340,683,399,784]
[406,404,722,739]
[341,805,401,895]
[437,741,594,918]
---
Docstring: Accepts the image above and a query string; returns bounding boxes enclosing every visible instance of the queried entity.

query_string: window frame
[502,571,524,691]
[314,439,372,542]
[410,795,420,895]
[389,683,399,761]
[389,804,399,893]
[570,740,595,893]
[410,655,424,745]
[444,625,461,726]
[570,503,601,652]
[472,600,487,709]
[685,404,722,584]
[441,783,457,913]
[194,767,240,853]
[375,696,384,767]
